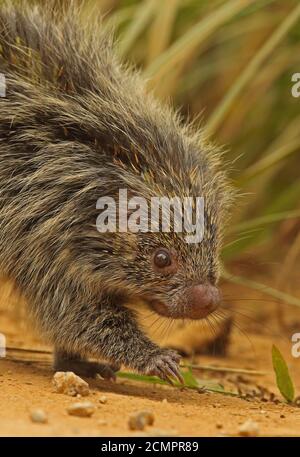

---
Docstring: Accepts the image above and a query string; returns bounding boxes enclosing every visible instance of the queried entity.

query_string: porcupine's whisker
[216,309,256,354]
[206,315,218,340]
[148,315,164,335]
[160,318,176,343]
[223,296,281,304]
[224,308,289,342]
[207,315,221,358]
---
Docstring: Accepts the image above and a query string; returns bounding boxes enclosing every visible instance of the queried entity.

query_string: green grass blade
[147,0,179,64]
[229,209,300,234]
[116,370,239,397]
[205,2,300,135]
[118,0,157,57]
[222,269,300,308]
[144,0,252,81]
[272,345,295,403]
[237,139,300,184]
[105,5,136,31]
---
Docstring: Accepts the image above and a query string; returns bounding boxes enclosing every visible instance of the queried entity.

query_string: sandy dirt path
[0,281,300,437]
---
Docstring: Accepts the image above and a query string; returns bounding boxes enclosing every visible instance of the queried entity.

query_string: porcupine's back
[0,0,226,181]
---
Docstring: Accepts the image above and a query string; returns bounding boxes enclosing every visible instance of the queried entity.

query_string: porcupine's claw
[143,349,184,385]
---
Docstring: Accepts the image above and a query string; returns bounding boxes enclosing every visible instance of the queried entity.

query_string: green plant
[272,344,295,403]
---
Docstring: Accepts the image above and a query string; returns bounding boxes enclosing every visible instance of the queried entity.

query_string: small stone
[238,419,259,437]
[67,401,95,418]
[97,419,108,426]
[162,398,168,404]
[99,395,107,404]
[216,423,223,429]
[144,428,178,437]
[280,414,285,419]
[30,409,48,424]
[128,410,155,431]
[53,371,89,397]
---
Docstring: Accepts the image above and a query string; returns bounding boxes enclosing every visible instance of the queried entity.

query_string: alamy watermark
[291,333,300,358]
[0,333,6,358]
[0,73,6,98]
[96,189,205,244]
[291,73,300,98]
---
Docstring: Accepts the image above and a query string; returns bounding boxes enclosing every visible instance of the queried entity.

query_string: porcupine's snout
[185,283,221,319]
[149,282,221,320]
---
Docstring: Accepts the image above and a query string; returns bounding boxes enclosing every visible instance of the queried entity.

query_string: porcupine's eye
[152,248,178,275]
[154,248,171,268]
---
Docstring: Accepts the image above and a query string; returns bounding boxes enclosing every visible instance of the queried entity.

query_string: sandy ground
[0,278,300,437]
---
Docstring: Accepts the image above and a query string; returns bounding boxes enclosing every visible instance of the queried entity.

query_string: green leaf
[197,379,225,393]
[272,345,295,403]
[181,367,199,388]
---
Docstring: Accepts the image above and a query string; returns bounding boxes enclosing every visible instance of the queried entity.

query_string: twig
[182,363,267,376]
[6,346,52,355]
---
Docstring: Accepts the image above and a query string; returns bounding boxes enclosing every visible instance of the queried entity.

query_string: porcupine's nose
[187,284,221,319]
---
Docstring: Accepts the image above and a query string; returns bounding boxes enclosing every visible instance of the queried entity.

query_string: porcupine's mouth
[148,284,221,320]
[149,300,217,320]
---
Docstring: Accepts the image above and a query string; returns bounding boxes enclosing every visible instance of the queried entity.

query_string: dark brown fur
[0,1,231,381]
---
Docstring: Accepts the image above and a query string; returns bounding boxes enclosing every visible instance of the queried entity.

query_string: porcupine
[0,1,231,382]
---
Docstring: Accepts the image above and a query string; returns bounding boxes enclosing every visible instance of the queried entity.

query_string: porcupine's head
[78,16,231,322]
[95,116,231,321]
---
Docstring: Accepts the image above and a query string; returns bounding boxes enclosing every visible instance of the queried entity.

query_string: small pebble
[30,409,48,424]
[216,423,223,429]
[128,410,155,431]
[53,371,89,397]
[238,419,259,437]
[99,395,107,404]
[162,398,168,404]
[97,419,108,426]
[136,428,178,437]
[67,401,95,418]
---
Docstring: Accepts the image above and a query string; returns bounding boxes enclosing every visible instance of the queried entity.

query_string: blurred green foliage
[97,0,300,269]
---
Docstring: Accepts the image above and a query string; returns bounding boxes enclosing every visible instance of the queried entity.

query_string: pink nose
[187,284,221,319]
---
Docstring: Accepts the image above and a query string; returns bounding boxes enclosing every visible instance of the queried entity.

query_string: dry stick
[181,363,266,376]
[4,356,51,365]
[6,346,52,355]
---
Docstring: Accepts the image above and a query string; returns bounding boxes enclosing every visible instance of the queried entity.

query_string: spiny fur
[0,1,232,376]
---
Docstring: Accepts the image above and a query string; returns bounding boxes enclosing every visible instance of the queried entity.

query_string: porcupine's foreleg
[51,294,182,383]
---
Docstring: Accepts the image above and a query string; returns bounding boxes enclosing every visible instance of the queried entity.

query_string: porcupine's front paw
[141,349,183,384]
